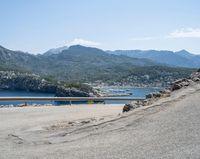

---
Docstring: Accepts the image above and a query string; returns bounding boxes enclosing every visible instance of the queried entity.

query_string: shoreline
[0,75,200,158]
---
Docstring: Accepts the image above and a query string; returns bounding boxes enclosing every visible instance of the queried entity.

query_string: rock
[17,104,27,107]
[159,89,171,95]
[81,120,90,124]
[171,83,182,91]
[170,78,190,91]
[123,103,140,113]
[191,71,200,81]
[146,93,153,99]
[140,100,150,106]
[193,77,200,82]
[152,92,162,98]
[146,92,161,99]
[123,103,134,113]
[68,121,74,124]
[181,81,189,86]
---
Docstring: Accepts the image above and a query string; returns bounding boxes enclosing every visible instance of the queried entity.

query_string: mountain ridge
[0,45,159,82]
[107,49,200,68]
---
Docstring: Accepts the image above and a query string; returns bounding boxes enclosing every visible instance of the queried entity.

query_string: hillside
[114,66,195,87]
[0,45,196,85]
[0,71,93,97]
[108,49,200,68]
[0,45,157,82]
[0,45,43,72]
[40,45,158,81]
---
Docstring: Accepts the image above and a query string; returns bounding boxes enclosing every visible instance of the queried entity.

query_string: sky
[1,0,200,54]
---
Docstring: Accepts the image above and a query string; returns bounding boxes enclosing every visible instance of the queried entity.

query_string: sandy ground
[0,103,124,133]
[1,82,200,159]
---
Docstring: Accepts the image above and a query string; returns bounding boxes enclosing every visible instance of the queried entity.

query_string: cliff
[0,71,92,97]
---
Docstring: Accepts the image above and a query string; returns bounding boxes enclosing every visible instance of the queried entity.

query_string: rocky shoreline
[123,69,200,112]
[0,71,93,97]
[1,70,199,109]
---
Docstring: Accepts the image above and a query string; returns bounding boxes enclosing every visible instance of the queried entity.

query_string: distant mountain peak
[0,45,8,51]
[68,44,98,50]
[44,45,68,56]
[176,49,190,54]
[68,44,85,49]
[175,49,194,58]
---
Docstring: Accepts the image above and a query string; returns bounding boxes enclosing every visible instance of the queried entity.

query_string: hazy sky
[1,0,200,54]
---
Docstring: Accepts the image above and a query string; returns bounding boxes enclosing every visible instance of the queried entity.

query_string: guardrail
[0,97,145,105]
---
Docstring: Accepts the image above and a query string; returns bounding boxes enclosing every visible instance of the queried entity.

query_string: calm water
[104,87,161,104]
[0,90,54,106]
[0,87,161,106]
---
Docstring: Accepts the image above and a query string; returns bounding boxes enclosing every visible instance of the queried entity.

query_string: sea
[0,87,161,106]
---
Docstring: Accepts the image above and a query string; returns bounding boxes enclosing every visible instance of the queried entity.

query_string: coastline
[0,72,200,158]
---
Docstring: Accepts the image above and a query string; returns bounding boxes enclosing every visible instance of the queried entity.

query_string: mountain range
[0,45,197,85]
[44,45,200,68]
[0,45,157,82]
[107,49,200,68]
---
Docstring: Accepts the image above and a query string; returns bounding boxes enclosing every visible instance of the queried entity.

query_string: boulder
[193,77,200,82]
[159,89,171,95]
[191,72,200,81]
[141,100,151,106]
[181,81,189,86]
[160,90,171,97]
[146,93,153,99]
[170,78,190,91]
[152,92,162,98]
[123,103,135,113]
[171,83,182,91]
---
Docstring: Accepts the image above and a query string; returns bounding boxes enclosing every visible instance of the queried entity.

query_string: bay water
[0,87,161,106]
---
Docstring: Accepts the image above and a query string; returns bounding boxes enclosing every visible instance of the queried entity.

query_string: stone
[152,92,162,98]
[193,77,200,82]
[159,89,171,94]
[81,120,90,124]
[123,103,134,113]
[17,104,27,107]
[146,93,153,99]
[170,78,190,91]
[68,121,74,124]
[181,81,189,86]
[123,103,140,113]
[171,83,182,91]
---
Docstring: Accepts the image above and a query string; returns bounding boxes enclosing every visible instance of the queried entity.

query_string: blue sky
[1,0,200,54]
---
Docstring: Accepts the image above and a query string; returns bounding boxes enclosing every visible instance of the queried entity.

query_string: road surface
[0,83,200,159]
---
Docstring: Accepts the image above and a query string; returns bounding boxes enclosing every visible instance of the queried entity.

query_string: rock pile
[145,89,171,99]
[123,69,200,113]
[170,79,190,91]
[190,71,200,82]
